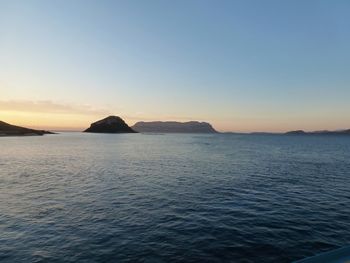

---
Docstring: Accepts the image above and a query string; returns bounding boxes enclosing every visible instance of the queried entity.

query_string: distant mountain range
[0,121,54,136]
[2,116,350,136]
[132,121,218,133]
[285,129,350,135]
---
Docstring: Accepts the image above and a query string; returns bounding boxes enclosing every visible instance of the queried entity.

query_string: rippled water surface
[1,133,350,262]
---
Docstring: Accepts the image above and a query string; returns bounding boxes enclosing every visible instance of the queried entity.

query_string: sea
[1,133,350,262]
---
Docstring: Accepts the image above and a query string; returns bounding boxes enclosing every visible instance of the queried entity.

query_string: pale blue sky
[1,0,349,131]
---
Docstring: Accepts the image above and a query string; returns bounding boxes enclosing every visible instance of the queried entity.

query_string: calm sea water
[1,133,350,262]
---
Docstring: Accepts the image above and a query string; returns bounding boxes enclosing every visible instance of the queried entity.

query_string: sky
[1,0,349,132]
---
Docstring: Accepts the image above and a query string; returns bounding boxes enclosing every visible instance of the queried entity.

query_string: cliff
[84,116,136,133]
[132,121,218,133]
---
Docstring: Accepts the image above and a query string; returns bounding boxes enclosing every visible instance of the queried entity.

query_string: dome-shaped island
[84,116,137,133]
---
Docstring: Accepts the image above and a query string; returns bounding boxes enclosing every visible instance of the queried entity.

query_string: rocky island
[0,120,54,136]
[132,121,218,133]
[84,116,136,133]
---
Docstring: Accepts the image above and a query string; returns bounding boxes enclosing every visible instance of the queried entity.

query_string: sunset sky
[1,0,349,132]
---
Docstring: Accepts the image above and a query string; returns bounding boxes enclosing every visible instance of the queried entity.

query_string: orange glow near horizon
[1,109,349,133]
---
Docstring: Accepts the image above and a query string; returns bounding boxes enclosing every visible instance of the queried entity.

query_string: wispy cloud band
[0,100,112,116]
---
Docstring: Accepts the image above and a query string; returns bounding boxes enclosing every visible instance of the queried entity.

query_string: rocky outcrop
[132,121,218,133]
[0,121,54,136]
[84,116,136,133]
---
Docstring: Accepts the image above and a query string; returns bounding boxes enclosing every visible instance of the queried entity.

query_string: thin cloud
[0,100,112,116]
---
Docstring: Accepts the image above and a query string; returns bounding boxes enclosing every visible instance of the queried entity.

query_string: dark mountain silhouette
[132,121,218,133]
[84,116,136,133]
[0,121,54,136]
[285,129,350,135]
[285,130,307,135]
